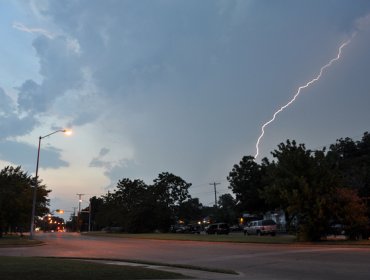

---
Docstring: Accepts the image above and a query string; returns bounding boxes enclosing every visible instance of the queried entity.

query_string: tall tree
[0,166,50,237]
[151,172,192,232]
[262,140,368,241]
[328,132,370,198]
[88,196,105,231]
[94,191,123,229]
[109,178,153,233]
[327,132,370,220]
[264,141,340,240]
[227,156,268,214]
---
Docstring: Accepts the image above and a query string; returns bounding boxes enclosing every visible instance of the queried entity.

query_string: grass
[85,232,370,246]
[0,235,43,247]
[85,231,297,244]
[0,256,191,280]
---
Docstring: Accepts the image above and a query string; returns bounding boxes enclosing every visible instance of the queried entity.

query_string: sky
[1,0,370,219]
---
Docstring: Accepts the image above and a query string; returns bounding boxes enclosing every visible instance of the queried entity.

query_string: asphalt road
[1,232,370,280]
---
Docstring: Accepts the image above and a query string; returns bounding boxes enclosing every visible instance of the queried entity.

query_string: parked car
[170,225,187,233]
[243,219,277,236]
[230,224,243,232]
[205,223,230,235]
[187,224,202,234]
[170,224,201,234]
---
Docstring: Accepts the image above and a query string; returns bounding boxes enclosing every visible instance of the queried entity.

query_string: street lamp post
[29,129,71,239]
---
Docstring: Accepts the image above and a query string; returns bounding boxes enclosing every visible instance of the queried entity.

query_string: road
[1,232,370,280]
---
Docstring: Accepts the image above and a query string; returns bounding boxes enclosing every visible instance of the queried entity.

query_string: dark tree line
[0,166,50,237]
[228,132,370,241]
[85,132,369,240]
[85,173,238,233]
[89,172,194,233]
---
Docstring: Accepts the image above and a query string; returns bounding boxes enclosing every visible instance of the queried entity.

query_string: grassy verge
[85,232,370,246]
[0,256,191,280]
[0,235,43,247]
[85,231,297,244]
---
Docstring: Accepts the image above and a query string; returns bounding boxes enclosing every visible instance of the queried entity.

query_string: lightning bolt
[254,37,353,159]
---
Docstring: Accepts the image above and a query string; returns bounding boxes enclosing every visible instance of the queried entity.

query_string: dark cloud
[17,79,44,113]
[88,147,145,189]
[0,87,39,139]
[102,159,141,190]
[0,87,13,114]
[88,147,143,189]
[99,148,110,157]
[0,140,68,170]
[34,1,370,129]
[20,1,370,125]
[89,148,111,169]
[89,158,111,169]
[4,1,370,203]
[39,0,237,99]
[0,115,38,140]
[17,35,83,115]
[0,86,67,169]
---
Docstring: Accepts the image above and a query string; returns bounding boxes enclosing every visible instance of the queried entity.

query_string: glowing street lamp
[29,129,72,239]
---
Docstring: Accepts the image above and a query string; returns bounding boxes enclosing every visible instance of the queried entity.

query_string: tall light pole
[29,129,72,239]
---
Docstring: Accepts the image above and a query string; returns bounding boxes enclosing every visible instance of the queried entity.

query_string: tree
[150,172,192,232]
[98,178,153,233]
[93,172,192,233]
[88,196,105,231]
[177,198,203,223]
[227,133,370,241]
[0,166,50,237]
[217,194,237,224]
[330,188,368,240]
[328,132,370,211]
[263,140,340,240]
[227,156,267,214]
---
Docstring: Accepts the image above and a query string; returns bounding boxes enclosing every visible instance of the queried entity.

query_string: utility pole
[88,198,91,232]
[209,182,220,208]
[76,194,85,232]
[72,207,77,217]
[76,193,85,214]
